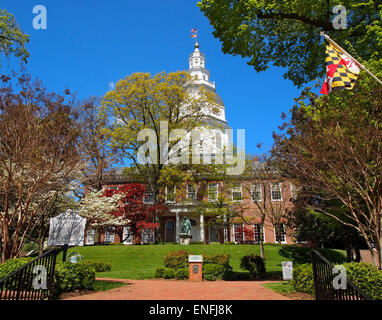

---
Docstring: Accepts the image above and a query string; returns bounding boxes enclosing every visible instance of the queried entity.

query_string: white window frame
[166,185,176,203]
[274,223,287,244]
[233,223,244,244]
[271,182,282,201]
[231,183,242,202]
[141,228,153,244]
[86,228,95,245]
[208,183,218,202]
[253,224,265,243]
[250,183,262,202]
[187,184,197,200]
[105,227,115,243]
[123,226,133,245]
[144,188,154,204]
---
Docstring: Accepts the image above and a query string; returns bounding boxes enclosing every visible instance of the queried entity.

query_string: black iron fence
[0,248,60,300]
[312,250,371,300]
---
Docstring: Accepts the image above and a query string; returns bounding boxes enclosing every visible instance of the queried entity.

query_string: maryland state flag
[320,43,360,94]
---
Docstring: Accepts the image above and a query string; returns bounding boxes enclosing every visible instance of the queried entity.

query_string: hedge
[53,262,96,296]
[0,257,33,280]
[79,260,112,272]
[162,250,232,271]
[157,251,233,280]
[290,263,314,294]
[291,262,382,300]
[203,264,225,281]
[344,262,382,300]
[175,268,189,280]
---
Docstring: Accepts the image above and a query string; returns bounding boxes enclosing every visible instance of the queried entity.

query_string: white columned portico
[223,215,228,242]
[200,214,205,243]
[176,213,180,243]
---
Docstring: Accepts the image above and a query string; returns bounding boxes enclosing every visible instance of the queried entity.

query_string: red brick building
[85,42,296,246]
[85,171,296,245]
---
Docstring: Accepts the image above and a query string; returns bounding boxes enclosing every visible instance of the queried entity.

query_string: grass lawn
[263,281,296,294]
[59,244,345,280]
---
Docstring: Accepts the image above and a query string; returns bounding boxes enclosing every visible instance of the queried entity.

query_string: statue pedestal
[179,234,192,245]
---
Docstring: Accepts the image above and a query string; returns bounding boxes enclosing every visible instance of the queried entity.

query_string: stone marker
[282,261,293,280]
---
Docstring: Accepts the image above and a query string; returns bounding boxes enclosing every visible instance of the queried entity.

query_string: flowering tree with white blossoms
[78,190,129,228]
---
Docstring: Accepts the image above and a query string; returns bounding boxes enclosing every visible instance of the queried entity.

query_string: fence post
[62,244,68,262]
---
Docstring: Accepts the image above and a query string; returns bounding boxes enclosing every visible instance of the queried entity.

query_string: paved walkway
[65,278,290,300]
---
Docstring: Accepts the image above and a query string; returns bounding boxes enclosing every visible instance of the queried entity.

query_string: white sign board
[48,210,86,246]
[282,261,293,280]
[189,255,203,263]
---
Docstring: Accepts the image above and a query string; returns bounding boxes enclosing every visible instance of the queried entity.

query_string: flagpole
[320,31,382,86]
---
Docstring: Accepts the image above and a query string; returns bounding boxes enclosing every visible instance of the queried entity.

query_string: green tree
[271,80,382,268]
[99,71,219,241]
[0,9,29,63]
[198,0,382,86]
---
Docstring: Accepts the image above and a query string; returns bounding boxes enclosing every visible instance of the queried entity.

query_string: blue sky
[2,0,301,155]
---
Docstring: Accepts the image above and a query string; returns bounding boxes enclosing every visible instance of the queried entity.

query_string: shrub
[163,250,189,269]
[175,268,189,280]
[222,270,236,280]
[0,257,33,279]
[162,268,176,279]
[53,262,96,296]
[240,254,266,279]
[203,264,225,281]
[344,262,382,300]
[290,264,314,294]
[79,260,112,272]
[154,267,165,278]
[203,254,231,267]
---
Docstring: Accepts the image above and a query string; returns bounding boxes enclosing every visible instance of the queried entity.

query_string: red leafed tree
[103,184,167,243]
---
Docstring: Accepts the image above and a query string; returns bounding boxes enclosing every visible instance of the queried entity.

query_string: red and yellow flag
[321,43,360,94]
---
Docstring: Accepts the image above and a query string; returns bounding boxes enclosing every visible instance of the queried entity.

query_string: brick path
[64,278,290,300]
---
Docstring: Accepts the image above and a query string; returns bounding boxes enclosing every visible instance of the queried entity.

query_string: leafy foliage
[203,263,225,281]
[240,254,266,279]
[290,263,314,294]
[103,183,168,242]
[272,80,382,268]
[162,267,176,279]
[79,260,112,272]
[174,268,189,280]
[198,0,382,86]
[344,262,382,300]
[53,262,96,296]
[0,9,29,63]
[163,250,189,269]
[0,257,33,279]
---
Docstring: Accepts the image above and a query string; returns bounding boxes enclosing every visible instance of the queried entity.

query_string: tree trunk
[378,234,382,270]
[1,220,10,263]
[38,235,45,257]
[259,218,265,259]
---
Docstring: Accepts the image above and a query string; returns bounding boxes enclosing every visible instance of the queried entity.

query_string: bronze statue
[181,216,192,235]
